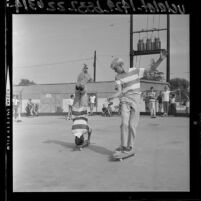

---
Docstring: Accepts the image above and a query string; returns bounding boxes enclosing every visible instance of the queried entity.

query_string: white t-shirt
[13,98,20,106]
[90,96,96,104]
[68,99,74,106]
[170,97,175,103]
[162,91,171,102]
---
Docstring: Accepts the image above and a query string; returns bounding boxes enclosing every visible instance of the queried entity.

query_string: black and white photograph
[4,0,200,200]
[12,14,190,192]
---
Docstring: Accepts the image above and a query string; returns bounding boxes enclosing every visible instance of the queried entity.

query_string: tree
[18,79,36,86]
[169,78,189,102]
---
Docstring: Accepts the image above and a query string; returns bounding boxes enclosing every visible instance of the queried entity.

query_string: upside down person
[71,63,93,147]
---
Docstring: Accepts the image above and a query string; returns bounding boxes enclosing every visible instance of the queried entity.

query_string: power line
[97,54,128,57]
[14,57,93,69]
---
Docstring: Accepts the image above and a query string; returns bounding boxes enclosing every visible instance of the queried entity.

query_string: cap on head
[110,57,124,69]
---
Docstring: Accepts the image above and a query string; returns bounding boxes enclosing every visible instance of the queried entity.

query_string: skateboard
[112,150,136,162]
[74,140,90,151]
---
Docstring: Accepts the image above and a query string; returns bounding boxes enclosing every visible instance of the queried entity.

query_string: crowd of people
[142,86,189,118]
[13,96,39,122]
[25,99,39,117]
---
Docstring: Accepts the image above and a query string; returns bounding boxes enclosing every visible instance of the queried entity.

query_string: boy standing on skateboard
[72,64,93,148]
[108,50,167,155]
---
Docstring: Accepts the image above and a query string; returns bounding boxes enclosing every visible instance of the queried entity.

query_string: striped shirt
[71,106,89,138]
[115,67,144,108]
[115,67,144,95]
[148,91,156,102]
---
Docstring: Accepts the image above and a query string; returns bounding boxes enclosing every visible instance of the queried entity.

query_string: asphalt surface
[13,115,189,192]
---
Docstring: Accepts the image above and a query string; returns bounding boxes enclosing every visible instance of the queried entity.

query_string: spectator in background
[66,94,74,120]
[89,95,96,115]
[107,102,113,116]
[169,94,177,116]
[162,86,178,117]
[13,95,21,121]
[143,91,150,112]
[185,95,190,114]
[148,86,156,118]
[25,99,34,117]
[102,104,108,116]
[34,103,39,116]
[102,102,112,117]
[157,91,163,115]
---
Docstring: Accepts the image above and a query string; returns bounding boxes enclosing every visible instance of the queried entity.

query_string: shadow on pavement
[43,140,113,156]
[43,140,75,149]
[87,144,113,156]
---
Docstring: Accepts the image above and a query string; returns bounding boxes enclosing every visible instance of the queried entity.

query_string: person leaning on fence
[107,50,167,154]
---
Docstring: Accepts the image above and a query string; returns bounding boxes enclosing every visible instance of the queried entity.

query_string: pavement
[13,115,189,192]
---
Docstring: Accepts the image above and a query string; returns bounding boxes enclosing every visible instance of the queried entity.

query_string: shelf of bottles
[131,36,166,56]
[132,49,166,56]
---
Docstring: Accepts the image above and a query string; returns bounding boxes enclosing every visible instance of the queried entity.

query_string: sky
[13,14,189,85]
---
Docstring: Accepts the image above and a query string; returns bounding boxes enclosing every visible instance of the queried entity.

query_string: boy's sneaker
[123,146,133,154]
[115,146,124,152]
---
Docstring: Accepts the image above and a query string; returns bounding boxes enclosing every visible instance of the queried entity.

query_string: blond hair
[110,57,124,69]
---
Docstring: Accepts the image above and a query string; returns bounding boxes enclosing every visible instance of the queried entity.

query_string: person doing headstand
[72,64,93,147]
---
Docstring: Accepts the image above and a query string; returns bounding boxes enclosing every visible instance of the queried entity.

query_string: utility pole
[93,50,96,82]
[130,15,133,68]
[167,14,170,82]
